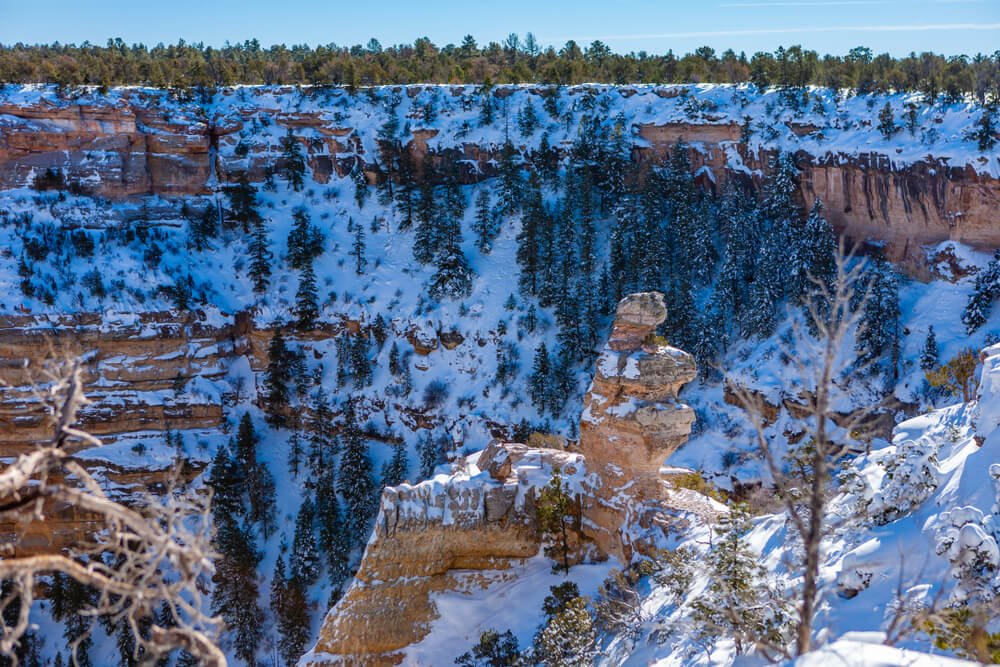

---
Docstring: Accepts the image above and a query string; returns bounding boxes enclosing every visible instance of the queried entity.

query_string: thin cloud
[574,22,1000,41]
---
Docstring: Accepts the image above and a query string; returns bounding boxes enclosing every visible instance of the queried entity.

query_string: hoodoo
[306,292,702,665]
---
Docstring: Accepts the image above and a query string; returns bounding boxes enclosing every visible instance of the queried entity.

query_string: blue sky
[1,0,997,56]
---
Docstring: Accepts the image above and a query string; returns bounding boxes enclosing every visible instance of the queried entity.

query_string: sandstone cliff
[0,85,996,269]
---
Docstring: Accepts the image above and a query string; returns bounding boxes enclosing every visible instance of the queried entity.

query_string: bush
[422,379,450,409]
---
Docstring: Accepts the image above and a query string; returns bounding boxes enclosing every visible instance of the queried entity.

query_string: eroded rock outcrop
[306,443,586,665]
[577,292,701,561]
[308,292,703,665]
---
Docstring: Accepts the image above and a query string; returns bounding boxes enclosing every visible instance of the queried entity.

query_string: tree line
[1,37,998,101]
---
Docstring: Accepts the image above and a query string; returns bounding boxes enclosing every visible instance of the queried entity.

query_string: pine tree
[352,163,369,209]
[394,149,417,230]
[247,216,272,294]
[294,262,320,330]
[496,142,522,219]
[276,575,311,666]
[691,504,792,654]
[269,554,288,630]
[532,586,596,667]
[307,388,336,477]
[529,343,551,414]
[290,495,321,585]
[921,325,940,371]
[455,629,523,667]
[211,516,264,666]
[877,102,898,140]
[207,442,243,522]
[537,469,575,573]
[472,188,498,253]
[264,330,293,425]
[224,172,262,233]
[856,253,902,382]
[973,103,997,151]
[280,127,307,191]
[381,442,409,487]
[963,251,1000,334]
[189,204,218,251]
[351,218,367,275]
[235,413,277,538]
[315,466,350,589]
[288,418,304,479]
[429,234,474,300]
[286,208,324,270]
[337,399,376,546]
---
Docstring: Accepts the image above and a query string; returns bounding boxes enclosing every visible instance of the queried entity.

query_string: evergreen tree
[207,442,243,522]
[189,204,218,251]
[455,630,523,667]
[381,442,409,487]
[276,575,310,666]
[973,103,998,151]
[290,495,321,585]
[856,253,902,382]
[247,216,272,294]
[429,234,474,300]
[351,218,368,275]
[224,172,262,233]
[306,388,336,476]
[280,128,307,191]
[315,466,350,589]
[472,188,498,253]
[529,343,552,414]
[288,418,304,478]
[963,251,1000,334]
[496,142,522,219]
[920,325,940,371]
[532,585,596,667]
[235,413,278,538]
[337,399,376,545]
[264,329,293,425]
[286,208,324,270]
[295,262,320,330]
[691,504,792,654]
[413,154,439,264]
[211,516,264,666]
[537,469,575,573]
[394,150,417,230]
[877,102,898,140]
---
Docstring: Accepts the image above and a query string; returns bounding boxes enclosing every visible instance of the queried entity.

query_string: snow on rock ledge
[303,443,587,666]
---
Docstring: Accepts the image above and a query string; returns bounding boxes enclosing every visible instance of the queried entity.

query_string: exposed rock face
[577,292,698,561]
[309,292,702,665]
[306,443,586,666]
[0,89,997,267]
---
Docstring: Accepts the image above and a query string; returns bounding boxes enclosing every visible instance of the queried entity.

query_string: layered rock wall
[1,88,997,267]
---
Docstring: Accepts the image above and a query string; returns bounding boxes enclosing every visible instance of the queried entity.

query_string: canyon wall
[1,87,997,268]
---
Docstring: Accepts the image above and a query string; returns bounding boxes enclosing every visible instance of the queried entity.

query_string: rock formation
[0,87,997,268]
[307,292,703,665]
[306,443,586,666]
[576,291,700,561]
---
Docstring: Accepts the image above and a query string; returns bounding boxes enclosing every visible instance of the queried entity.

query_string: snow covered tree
[496,142,522,219]
[455,629,523,667]
[855,254,901,382]
[294,261,319,330]
[337,399,376,546]
[315,466,350,591]
[971,102,997,151]
[290,495,321,585]
[271,555,311,667]
[306,388,336,476]
[211,516,263,666]
[920,325,940,371]
[286,208,324,270]
[963,251,1000,334]
[428,234,473,300]
[795,199,837,310]
[280,128,306,191]
[532,586,596,667]
[691,504,793,655]
[234,413,277,539]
